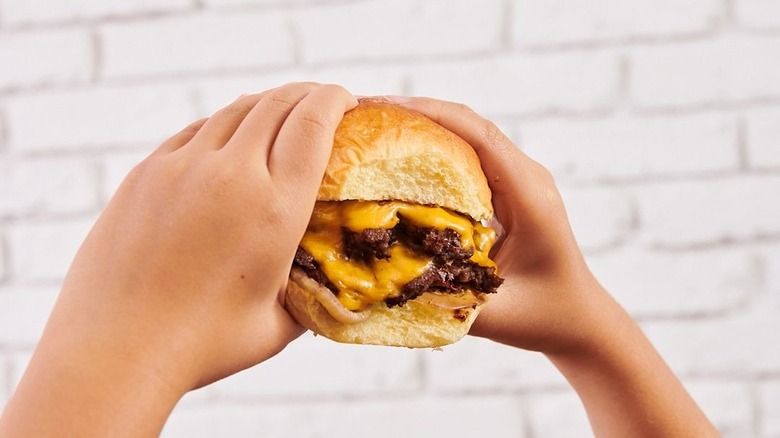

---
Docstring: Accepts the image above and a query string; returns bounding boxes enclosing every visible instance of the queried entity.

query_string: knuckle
[481,119,508,148]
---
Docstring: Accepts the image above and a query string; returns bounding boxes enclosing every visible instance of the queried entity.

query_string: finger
[267,84,357,203]
[184,89,275,152]
[386,97,550,225]
[154,117,209,154]
[223,82,322,160]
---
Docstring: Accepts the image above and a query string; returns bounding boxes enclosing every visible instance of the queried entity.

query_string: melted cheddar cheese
[299,201,498,311]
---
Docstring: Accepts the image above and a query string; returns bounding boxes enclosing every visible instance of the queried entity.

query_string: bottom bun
[285,268,485,348]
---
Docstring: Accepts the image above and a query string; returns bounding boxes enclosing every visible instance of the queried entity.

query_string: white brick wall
[747,108,780,169]
[2,1,779,436]
[101,12,294,78]
[636,176,780,248]
[163,395,526,438]
[0,0,193,27]
[296,0,503,65]
[631,35,780,109]
[6,86,195,151]
[512,0,723,46]
[760,380,780,437]
[0,29,93,91]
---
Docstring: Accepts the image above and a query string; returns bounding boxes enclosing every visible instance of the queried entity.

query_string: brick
[746,107,780,169]
[8,217,95,282]
[0,0,192,26]
[642,312,780,377]
[209,334,421,399]
[195,68,405,118]
[631,35,780,109]
[6,352,32,394]
[296,0,503,65]
[102,151,151,203]
[100,12,293,78]
[0,287,58,347]
[0,157,99,219]
[686,381,754,438]
[586,247,757,318]
[0,356,8,407]
[163,395,526,438]
[0,29,92,91]
[425,336,568,393]
[763,245,780,307]
[522,114,738,181]
[513,0,722,47]
[202,0,288,6]
[6,85,196,151]
[408,52,620,117]
[634,176,780,248]
[760,379,780,437]
[736,0,780,30]
[552,186,636,251]
[526,390,591,437]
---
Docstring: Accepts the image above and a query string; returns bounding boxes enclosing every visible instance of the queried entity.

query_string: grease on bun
[285,98,503,348]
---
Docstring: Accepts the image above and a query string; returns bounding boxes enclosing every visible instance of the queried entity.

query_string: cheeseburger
[285,98,503,348]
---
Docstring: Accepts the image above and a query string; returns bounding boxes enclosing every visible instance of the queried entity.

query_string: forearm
[0,309,186,437]
[546,292,718,438]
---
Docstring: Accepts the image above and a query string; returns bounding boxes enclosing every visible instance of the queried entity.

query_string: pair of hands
[1,82,717,438]
[50,83,599,391]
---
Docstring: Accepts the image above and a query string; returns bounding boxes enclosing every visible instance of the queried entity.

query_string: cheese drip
[299,201,498,311]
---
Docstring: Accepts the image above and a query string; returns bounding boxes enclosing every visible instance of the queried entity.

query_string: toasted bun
[285,98,494,348]
[319,98,493,221]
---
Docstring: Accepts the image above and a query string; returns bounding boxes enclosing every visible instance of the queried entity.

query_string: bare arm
[392,96,718,438]
[0,83,358,437]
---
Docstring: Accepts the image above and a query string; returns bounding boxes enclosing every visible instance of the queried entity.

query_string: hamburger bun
[285,98,498,348]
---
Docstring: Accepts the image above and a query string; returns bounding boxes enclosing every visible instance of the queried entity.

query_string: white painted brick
[763,245,780,308]
[6,85,195,151]
[203,0,278,6]
[513,0,722,46]
[747,107,780,169]
[686,381,754,438]
[0,234,6,282]
[557,186,634,252]
[297,0,503,65]
[736,0,780,30]
[635,176,780,247]
[586,247,757,318]
[631,35,780,109]
[643,312,780,377]
[6,351,32,394]
[760,379,780,437]
[526,390,591,438]
[8,217,95,282]
[425,336,568,393]
[0,287,58,347]
[0,0,193,26]
[408,52,620,117]
[194,67,405,117]
[164,396,526,438]
[0,157,99,218]
[522,114,738,181]
[0,29,92,91]
[101,12,293,78]
[209,334,421,399]
[102,151,150,203]
[0,356,8,407]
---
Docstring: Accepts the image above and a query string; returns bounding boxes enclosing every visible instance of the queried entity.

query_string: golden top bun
[318,98,493,221]
[287,269,483,348]
[285,98,494,348]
